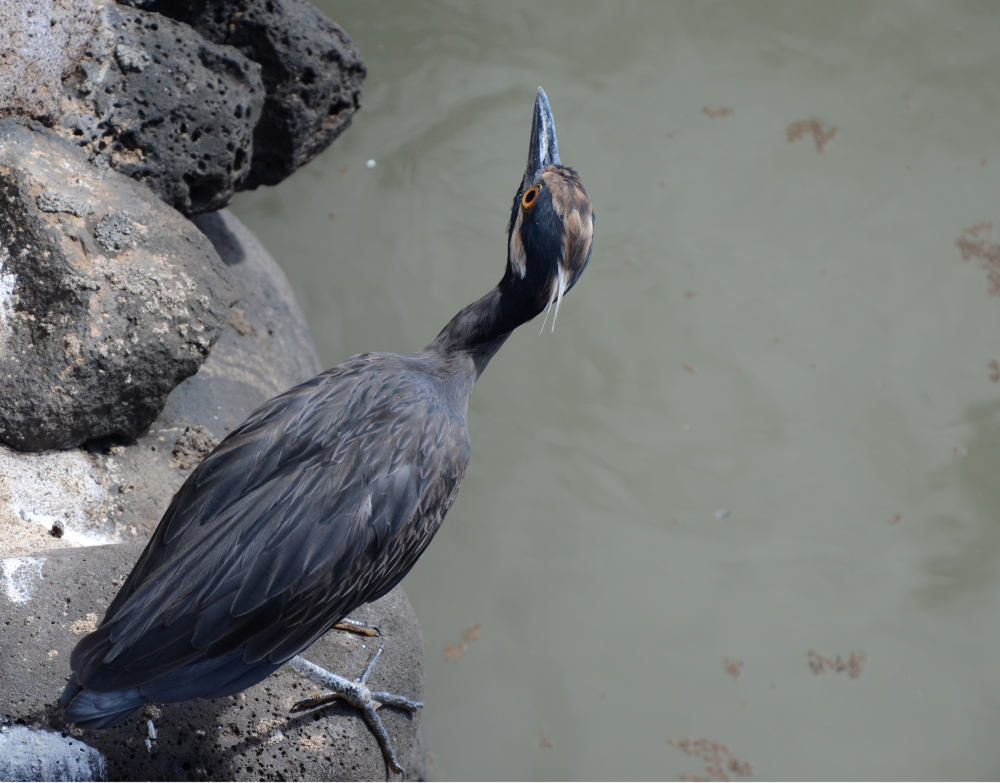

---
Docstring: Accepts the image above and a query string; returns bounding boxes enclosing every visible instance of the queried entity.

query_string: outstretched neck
[426,278,534,378]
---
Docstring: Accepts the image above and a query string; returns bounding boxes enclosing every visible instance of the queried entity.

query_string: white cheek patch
[509,211,527,278]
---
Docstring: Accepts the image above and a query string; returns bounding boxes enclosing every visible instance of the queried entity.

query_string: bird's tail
[60,674,149,729]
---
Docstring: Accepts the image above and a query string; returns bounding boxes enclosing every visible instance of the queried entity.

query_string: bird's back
[63,351,471,725]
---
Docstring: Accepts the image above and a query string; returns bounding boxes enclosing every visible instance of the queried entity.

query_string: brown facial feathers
[541,167,594,277]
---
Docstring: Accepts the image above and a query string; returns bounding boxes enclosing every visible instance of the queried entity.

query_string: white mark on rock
[0,446,118,548]
[366,159,376,168]
[0,264,15,343]
[265,730,284,746]
[1,557,46,603]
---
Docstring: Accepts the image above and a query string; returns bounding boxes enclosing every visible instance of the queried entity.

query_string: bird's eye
[521,186,540,211]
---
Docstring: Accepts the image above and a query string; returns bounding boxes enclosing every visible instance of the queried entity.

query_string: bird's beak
[520,87,561,192]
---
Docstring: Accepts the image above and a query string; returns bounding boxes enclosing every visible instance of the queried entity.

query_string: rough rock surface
[125,0,366,188]
[0,0,101,125]
[0,721,107,782]
[0,119,236,451]
[0,542,426,781]
[57,3,265,216]
[0,208,323,553]
[0,449,121,554]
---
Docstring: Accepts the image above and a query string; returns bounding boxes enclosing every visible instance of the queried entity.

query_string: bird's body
[63,350,472,724]
[62,89,593,769]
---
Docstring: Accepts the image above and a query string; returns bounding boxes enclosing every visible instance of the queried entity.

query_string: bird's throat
[426,279,538,378]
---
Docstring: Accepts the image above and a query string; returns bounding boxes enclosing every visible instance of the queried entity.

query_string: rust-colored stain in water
[670,737,754,781]
[787,118,837,153]
[808,648,867,679]
[957,222,1000,294]
[442,622,482,662]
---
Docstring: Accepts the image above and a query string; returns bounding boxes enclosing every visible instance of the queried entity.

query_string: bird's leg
[332,617,382,637]
[288,643,422,776]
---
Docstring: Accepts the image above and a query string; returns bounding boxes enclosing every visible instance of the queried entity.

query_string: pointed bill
[521,87,561,192]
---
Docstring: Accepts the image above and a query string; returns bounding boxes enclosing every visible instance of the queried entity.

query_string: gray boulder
[0,0,101,125]
[126,0,366,188]
[0,119,236,452]
[0,208,322,552]
[58,3,265,216]
[0,542,426,781]
[0,722,107,782]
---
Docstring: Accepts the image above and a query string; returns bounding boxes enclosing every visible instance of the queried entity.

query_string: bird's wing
[74,355,469,692]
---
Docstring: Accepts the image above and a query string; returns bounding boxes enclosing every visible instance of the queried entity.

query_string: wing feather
[75,354,470,694]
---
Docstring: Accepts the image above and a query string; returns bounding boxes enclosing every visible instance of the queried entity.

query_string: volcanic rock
[124,0,366,188]
[0,208,322,555]
[0,0,101,125]
[57,3,265,216]
[0,118,236,452]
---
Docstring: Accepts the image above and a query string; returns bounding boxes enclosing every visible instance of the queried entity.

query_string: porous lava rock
[57,3,265,215]
[0,0,101,125]
[0,542,426,781]
[0,118,236,452]
[124,0,366,188]
[0,209,322,556]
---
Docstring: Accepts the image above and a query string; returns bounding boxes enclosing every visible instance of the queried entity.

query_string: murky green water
[229,2,1000,778]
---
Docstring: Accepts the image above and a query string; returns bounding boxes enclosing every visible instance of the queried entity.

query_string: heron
[61,87,594,775]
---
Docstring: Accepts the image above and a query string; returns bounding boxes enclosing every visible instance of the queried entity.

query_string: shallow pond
[230,2,1000,778]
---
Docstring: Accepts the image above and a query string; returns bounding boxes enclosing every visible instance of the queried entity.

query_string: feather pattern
[69,352,470,702]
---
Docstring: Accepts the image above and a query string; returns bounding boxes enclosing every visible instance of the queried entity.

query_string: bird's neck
[425,278,535,379]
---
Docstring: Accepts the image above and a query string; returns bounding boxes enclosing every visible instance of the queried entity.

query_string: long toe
[357,702,406,776]
[290,691,343,712]
[370,691,423,712]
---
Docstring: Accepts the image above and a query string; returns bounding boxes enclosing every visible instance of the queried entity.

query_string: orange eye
[521,186,540,210]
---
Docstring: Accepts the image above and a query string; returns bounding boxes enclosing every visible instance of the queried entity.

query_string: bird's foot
[288,643,422,776]
[333,617,382,637]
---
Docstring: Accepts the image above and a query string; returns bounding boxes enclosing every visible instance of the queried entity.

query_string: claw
[291,691,342,712]
[333,618,382,637]
[288,644,422,776]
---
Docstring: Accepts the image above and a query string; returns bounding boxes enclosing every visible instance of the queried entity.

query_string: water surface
[230,2,1000,778]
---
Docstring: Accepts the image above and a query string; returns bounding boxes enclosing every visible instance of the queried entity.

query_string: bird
[60,87,594,775]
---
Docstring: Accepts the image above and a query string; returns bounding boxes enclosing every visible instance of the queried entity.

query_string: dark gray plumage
[64,354,468,724]
[61,87,594,751]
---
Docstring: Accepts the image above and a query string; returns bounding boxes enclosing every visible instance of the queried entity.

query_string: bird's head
[506,88,594,330]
